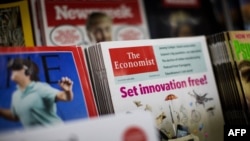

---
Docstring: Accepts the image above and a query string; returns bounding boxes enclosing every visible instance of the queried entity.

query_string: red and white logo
[45,0,142,26]
[109,46,158,76]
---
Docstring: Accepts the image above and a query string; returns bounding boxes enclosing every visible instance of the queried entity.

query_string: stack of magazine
[85,35,225,141]
[207,30,250,125]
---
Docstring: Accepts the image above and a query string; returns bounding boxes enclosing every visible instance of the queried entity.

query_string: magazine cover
[37,0,150,46]
[0,112,159,141]
[227,30,250,123]
[0,0,34,47]
[144,0,224,38]
[0,47,98,133]
[94,36,224,141]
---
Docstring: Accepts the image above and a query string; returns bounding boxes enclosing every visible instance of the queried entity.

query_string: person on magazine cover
[86,12,113,44]
[0,58,74,128]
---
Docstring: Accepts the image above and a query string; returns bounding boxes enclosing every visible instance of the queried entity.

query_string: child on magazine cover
[0,58,74,128]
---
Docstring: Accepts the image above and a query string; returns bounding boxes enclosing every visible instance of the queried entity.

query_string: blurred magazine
[0,0,34,47]
[144,0,224,38]
[206,31,250,125]
[0,111,158,141]
[207,31,250,126]
[0,46,98,133]
[36,0,150,46]
[85,35,225,141]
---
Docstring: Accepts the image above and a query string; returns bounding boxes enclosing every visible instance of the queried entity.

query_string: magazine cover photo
[0,48,97,133]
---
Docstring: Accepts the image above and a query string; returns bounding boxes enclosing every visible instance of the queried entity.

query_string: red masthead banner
[45,0,143,26]
[109,46,158,76]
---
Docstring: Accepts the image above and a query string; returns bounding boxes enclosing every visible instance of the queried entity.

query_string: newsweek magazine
[86,36,224,141]
[0,47,98,133]
[0,111,159,141]
[0,0,34,47]
[36,0,150,46]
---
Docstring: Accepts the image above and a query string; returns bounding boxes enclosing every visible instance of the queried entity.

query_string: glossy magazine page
[93,36,224,141]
